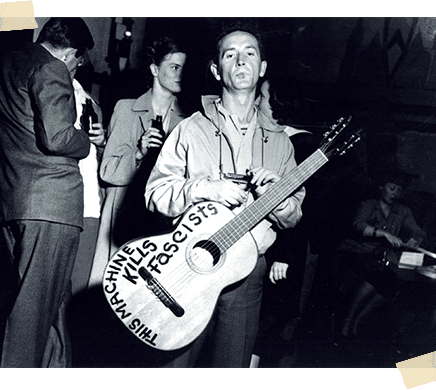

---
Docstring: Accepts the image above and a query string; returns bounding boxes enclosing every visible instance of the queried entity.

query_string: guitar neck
[212,149,329,252]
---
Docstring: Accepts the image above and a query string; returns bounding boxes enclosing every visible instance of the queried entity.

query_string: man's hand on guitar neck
[249,166,282,198]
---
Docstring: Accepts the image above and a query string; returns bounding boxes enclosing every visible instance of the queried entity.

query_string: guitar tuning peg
[330,118,342,130]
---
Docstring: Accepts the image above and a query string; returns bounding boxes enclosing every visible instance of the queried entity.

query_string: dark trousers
[72,217,99,295]
[0,220,80,367]
[165,255,267,368]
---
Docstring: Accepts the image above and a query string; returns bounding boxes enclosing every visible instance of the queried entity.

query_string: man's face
[154,52,186,94]
[212,30,267,93]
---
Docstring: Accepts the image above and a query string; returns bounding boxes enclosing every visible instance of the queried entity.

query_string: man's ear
[259,60,267,78]
[63,48,78,62]
[150,63,159,77]
[210,62,221,81]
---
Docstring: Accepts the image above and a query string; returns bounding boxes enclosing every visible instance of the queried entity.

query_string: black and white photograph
[0,2,435,387]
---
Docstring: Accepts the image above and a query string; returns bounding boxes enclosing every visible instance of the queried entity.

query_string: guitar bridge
[138,267,185,318]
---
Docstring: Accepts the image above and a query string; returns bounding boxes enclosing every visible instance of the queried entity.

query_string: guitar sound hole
[187,238,223,274]
[195,240,220,267]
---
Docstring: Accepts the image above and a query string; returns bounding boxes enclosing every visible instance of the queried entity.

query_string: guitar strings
[168,153,326,294]
[154,151,329,299]
[114,124,354,319]
[135,152,331,315]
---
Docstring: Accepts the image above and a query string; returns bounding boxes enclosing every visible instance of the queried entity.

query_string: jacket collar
[201,94,285,134]
[132,88,184,118]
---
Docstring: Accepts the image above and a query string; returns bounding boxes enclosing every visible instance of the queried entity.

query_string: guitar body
[103,201,258,351]
[102,116,359,352]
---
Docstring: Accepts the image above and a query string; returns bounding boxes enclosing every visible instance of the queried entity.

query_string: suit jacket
[0,43,90,228]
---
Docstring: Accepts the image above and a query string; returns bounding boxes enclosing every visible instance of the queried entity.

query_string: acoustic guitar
[103,116,360,350]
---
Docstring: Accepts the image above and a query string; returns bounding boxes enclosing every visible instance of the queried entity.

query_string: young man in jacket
[145,22,305,367]
[0,17,95,367]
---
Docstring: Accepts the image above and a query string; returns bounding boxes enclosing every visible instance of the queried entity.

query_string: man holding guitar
[144,21,305,367]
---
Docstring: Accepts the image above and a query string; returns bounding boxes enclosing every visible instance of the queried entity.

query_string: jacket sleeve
[145,119,208,218]
[352,199,375,234]
[270,186,305,229]
[30,59,90,159]
[99,101,140,186]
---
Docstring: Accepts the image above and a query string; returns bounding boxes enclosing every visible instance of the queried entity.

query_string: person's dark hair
[36,17,94,58]
[376,167,418,189]
[146,36,186,67]
[213,20,265,65]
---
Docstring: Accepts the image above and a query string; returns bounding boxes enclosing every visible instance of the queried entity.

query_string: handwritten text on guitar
[104,201,238,348]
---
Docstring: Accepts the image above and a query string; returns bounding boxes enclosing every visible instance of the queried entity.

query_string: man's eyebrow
[221,44,258,57]
[221,47,235,56]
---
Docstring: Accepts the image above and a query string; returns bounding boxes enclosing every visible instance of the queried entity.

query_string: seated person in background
[334,167,426,337]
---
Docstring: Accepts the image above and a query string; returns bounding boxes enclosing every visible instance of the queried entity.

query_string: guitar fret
[211,150,328,252]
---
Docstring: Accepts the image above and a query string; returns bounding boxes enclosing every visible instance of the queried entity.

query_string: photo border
[5,0,422,390]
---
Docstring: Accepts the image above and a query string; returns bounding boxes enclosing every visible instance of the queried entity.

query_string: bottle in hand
[81,98,98,135]
[151,115,165,145]
[147,115,165,160]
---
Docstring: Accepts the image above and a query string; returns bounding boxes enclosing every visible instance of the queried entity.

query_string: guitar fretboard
[211,149,329,252]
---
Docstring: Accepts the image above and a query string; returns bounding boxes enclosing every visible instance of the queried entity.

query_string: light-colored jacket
[145,95,305,255]
[100,89,185,186]
[87,89,185,288]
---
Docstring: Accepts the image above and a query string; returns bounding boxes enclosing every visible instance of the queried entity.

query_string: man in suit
[0,18,95,367]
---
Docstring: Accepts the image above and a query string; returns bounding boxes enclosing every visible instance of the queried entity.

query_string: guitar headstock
[319,116,362,159]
